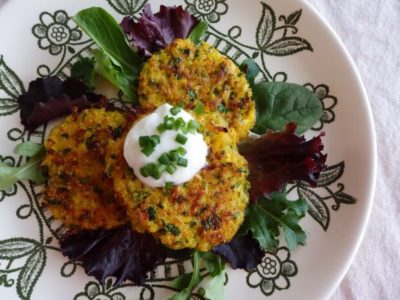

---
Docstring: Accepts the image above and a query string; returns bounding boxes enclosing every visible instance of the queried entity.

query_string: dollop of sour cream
[124,103,208,187]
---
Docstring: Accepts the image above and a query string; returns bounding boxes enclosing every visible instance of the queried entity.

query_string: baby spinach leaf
[252,82,322,134]
[188,21,209,45]
[240,58,260,87]
[0,142,46,190]
[70,57,95,89]
[74,7,142,102]
[239,191,308,251]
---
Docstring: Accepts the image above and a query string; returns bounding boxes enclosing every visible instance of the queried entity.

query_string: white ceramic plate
[0,0,376,299]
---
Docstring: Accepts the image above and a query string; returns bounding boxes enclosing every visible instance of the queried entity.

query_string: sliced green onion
[170,106,181,115]
[177,157,188,167]
[175,133,188,145]
[142,147,155,157]
[166,164,177,174]
[177,147,187,156]
[158,153,171,165]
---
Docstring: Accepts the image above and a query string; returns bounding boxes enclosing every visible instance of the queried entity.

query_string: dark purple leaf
[17,77,102,131]
[59,225,166,285]
[239,123,327,201]
[121,4,198,57]
[212,234,264,271]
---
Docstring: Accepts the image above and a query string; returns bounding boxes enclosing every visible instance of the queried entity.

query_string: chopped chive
[177,157,188,167]
[139,136,151,148]
[166,164,177,174]
[174,117,185,130]
[150,164,162,179]
[164,224,180,236]
[170,106,181,115]
[139,135,160,148]
[188,89,197,101]
[164,117,175,129]
[157,123,166,133]
[181,126,189,134]
[147,206,157,221]
[158,153,171,165]
[140,166,150,177]
[168,150,179,161]
[217,103,230,113]
[175,133,188,144]
[197,124,205,133]
[194,103,204,115]
[151,135,160,145]
[165,182,174,190]
[142,147,155,157]
[187,120,199,133]
[157,163,166,174]
[177,147,187,156]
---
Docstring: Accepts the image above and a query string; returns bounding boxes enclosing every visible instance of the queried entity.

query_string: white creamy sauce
[123,103,208,187]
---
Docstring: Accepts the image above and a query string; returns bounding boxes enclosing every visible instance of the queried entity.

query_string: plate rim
[300,0,377,298]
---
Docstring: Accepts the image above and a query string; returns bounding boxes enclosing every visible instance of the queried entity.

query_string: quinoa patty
[138,39,255,140]
[41,108,128,229]
[105,113,250,251]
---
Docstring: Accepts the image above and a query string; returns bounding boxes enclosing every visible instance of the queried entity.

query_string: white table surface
[305,0,400,299]
[0,0,398,299]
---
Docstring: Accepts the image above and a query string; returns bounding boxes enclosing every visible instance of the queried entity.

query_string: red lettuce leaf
[17,77,102,131]
[212,234,264,271]
[121,4,198,57]
[240,123,327,201]
[59,225,166,285]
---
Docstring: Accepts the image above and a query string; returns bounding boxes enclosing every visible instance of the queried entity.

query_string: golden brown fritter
[105,113,250,251]
[41,108,128,230]
[138,39,255,141]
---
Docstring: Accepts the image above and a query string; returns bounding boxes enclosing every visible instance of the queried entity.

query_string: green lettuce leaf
[169,251,201,300]
[205,269,225,300]
[188,21,209,45]
[239,191,308,250]
[92,49,138,103]
[73,7,142,103]
[0,142,46,190]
